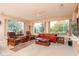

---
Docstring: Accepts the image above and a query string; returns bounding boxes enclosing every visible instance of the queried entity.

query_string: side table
[57,37,64,44]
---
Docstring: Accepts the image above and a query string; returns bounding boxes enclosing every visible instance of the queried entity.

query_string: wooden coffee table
[35,38,50,46]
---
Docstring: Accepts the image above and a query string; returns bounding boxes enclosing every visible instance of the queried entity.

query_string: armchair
[26,31,35,41]
[7,32,20,46]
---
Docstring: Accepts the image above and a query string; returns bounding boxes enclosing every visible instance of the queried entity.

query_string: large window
[8,20,24,34]
[33,22,44,33]
[71,18,79,37]
[49,20,69,35]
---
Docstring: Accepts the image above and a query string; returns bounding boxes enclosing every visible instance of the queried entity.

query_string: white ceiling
[0,3,76,20]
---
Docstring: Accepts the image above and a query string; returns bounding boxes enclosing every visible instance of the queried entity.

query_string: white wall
[0,15,7,40]
[0,15,5,36]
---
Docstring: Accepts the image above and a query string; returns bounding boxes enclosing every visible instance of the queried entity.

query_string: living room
[0,3,79,56]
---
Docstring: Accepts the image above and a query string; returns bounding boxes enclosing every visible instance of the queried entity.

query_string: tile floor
[0,39,76,56]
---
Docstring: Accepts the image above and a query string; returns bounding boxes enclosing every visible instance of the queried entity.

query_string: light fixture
[59,4,64,8]
[60,4,64,7]
[0,21,1,24]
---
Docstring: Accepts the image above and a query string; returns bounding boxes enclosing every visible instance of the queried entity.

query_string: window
[8,20,24,34]
[33,22,44,33]
[49,20,69,35]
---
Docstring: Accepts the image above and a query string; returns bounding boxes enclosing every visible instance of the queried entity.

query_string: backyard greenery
[50,20,69,35]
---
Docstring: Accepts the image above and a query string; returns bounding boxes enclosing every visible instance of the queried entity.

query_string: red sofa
[36,34,58,43]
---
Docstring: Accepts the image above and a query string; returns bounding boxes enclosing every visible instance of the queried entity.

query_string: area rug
[10,41,33,52]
